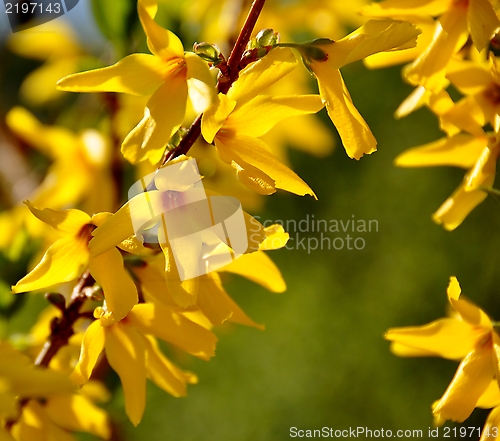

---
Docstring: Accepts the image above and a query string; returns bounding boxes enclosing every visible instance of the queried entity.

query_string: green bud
[193,42,222,63]
[255,28,280,47]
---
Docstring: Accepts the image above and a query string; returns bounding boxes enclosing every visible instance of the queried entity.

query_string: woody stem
[35,270,95,367]
[163,0,266,164]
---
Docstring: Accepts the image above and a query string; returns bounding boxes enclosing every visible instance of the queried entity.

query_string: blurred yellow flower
[386,277,500,425]
[395,131,500,230]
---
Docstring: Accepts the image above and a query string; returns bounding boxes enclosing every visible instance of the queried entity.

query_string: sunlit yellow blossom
[386,277,500,425]
[305,20,420,159]
[202,48,322,195]
[7,21,86,105]
[6,107,116,214]
[364,0,500,94]
[446,55,500,131]
[395,131,500,230]
[11,203,137,324]
[88,157,287,310]
[10,391,110,441]
[57,0,216,165]
[72,304,214,426]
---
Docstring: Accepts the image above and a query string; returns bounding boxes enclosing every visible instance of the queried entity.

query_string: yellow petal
[127,303,217,360]
[57,54,169,95]
[480,406,500,441]
[432,347,493,424]
[385,318,479,360]
[333,20,421,68]
[45,394,110,439]
[221,251,286,293]
[121,77,188,164]
[72,320,105,385]
[89,247,138,323]
[227,95,324,138]
[23,201,91,235]
[394,133,487,168]
[138,2,184,59]
[12,236,89,293]
[227,47,297,106]
[201,94,237,144]
[312,67,376,159]
[447,279,492,329]
[404,7,469,92]
[477,380,500,409]
[185,52,216,113]
[90,191,163,257]
[204,273,265,329]
[446,59,492,95]
[468,0,500,52]
[142,336,194,397]
[105,323,146,426]
[195,275,233,326]
[260,224,290,251]
[216,133,315,197]
[433,180,489,231]
[234,161,277,195]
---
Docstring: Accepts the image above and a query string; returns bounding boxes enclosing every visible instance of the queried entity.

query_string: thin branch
[35,271,95,367]
[163,0,266,164]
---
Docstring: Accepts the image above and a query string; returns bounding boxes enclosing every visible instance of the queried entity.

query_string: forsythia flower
[385,277,500,425]
[363,0,500,93]
[72,303,215,426]
[395,131,500,230]
[11,203,138,324]
[57,0,216,165]
[202,48,323,196]
[6,107,116,213]
[303,19,420,159]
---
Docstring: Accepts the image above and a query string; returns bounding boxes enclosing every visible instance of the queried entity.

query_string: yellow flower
[72,303,214,426]
[0,342,74,421]
[57,0,216,165]
[6,107,116,214]
[6,20,86,106]
[202,48,323,196]
[446,55,500,132]
[364,0,500,92]
[395,131,500,230]
[304,19,420,159]
[88,156,287,310]
[11,203,138,324]
[386,277,500,425]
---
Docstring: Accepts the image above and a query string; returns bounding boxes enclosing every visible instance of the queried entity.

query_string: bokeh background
[1,1,499,440]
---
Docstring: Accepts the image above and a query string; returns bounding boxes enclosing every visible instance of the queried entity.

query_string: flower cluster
[362,0,500,230]
[0,0,426,437]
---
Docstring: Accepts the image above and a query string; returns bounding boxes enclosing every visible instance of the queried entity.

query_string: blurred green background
[1,1,500,440]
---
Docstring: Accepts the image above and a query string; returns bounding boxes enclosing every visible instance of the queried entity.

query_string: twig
[35,270,95,367]
[163,0,266,165]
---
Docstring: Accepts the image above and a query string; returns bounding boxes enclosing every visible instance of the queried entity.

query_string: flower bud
[255,28,280,47]
[193,42,222,64]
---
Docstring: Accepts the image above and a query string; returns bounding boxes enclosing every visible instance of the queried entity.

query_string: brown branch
[35,271,95,367]
[163,0,267,165]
